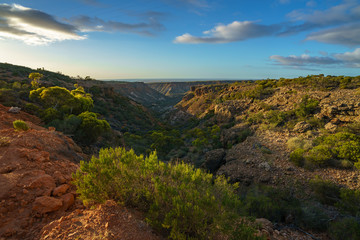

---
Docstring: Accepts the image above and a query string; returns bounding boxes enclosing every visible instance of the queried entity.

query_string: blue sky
[0,0,359,80]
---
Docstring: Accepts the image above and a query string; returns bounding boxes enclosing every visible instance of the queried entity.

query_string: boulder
[32,196,63,214]
[325,122,337,132]
[258,162,271,171]
[52,184,70,197]
[27,174,56,196]
[293,121,311,133]
[8,107,21,114]
[60,193,75,211]
[201,149,226,173]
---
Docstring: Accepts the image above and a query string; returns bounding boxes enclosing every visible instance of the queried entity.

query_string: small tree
[28,72,43,89]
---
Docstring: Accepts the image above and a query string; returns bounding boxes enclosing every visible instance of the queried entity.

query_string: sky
[0,0,359,80]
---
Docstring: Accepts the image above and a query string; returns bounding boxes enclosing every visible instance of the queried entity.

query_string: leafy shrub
[295,95,319,118]
[243,185,302,223]
[336,188,360,216]
[309,176,340,205]
[76,111,110,144]
[306,145,333,166]
[23,103,42,116]
[291,132,360,169]
[73,147,263,240]
[237,128,253,143]
[299,204,330,231]
[13,120,29,131]
[328,217,360,240]
[289,148,305,166]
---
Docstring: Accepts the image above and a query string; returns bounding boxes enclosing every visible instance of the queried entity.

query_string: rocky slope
[0,104,164,240]
[176,81,360,190]
[147,81,237,97]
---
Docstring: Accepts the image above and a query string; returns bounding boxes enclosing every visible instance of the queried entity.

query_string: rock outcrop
[0,104,83,239]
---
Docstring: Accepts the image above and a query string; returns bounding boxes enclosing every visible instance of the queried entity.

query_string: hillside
[1,62,360,239]
[175,76,360,189]
[147,80,238,97]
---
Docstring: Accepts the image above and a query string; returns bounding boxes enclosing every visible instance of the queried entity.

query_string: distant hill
[147,80,239,97]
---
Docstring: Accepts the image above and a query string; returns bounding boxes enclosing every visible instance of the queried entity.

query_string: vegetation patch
[73,147,263,240]
[13,120,29,131]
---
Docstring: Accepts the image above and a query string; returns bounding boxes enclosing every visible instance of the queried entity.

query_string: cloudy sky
[0,0,359,79]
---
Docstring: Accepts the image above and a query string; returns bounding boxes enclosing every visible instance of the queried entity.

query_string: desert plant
[309,176,340,205]
[328,217,360,240]
[13,120,29,131]
[73,147,263,240]
[289,148,305,166]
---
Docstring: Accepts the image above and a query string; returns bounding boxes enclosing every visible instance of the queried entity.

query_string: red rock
[27,174,56,196]
[33,196,63,214]
[53,171,66,184]
[52,184,70,197]
[60,193,75,211]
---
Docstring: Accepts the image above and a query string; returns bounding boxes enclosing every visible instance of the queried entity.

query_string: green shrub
[237,128,253,143]
[73,147,263,240]
[23,103,42,116]
[299,204,330,231]
[295,95,319,118]
[243,185,302,223]
[13,120,29,131]
[76,111,110,144]
[289,148,305,166]
[336,188,360,216]
[306,145,333,166]
[328,217,360,240]
[309,176,340,205]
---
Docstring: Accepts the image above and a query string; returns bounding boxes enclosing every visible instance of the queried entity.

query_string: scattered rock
[60,193,75,211]
[52,184,70,197]
[8,107,21,114]
[32,196,63,214]
[325,122,337,132]
[258,162,271,171]
[293,121,312,133]
[27,174,56,196]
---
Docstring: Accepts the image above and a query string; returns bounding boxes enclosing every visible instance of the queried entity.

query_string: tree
[76,111,110,144]
[28,72,43,89]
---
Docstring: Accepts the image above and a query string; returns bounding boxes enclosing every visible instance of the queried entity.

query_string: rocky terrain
[0,104,163,240]
[147,81,237,97]
[176,82,360,190]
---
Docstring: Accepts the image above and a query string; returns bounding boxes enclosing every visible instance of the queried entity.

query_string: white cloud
[271,48,360,68]
[335,48,360,67]
[270,54,341,66]
[174,20,279,44]
[0,4,85,45]
[67,15,165,36]
[306,23,360,46]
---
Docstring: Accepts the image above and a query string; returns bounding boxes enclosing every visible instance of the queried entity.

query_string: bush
[13,120,29,131]
[76,111,110,144]
[289,148,305,166]
[309,176,340,205]
[243,185,302,223]
[306,145,333,166]
[299,204,330,231]
[328,217,360,240]
[295,95,319,118]
[336,188,360,216]
[73,147,263,240]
